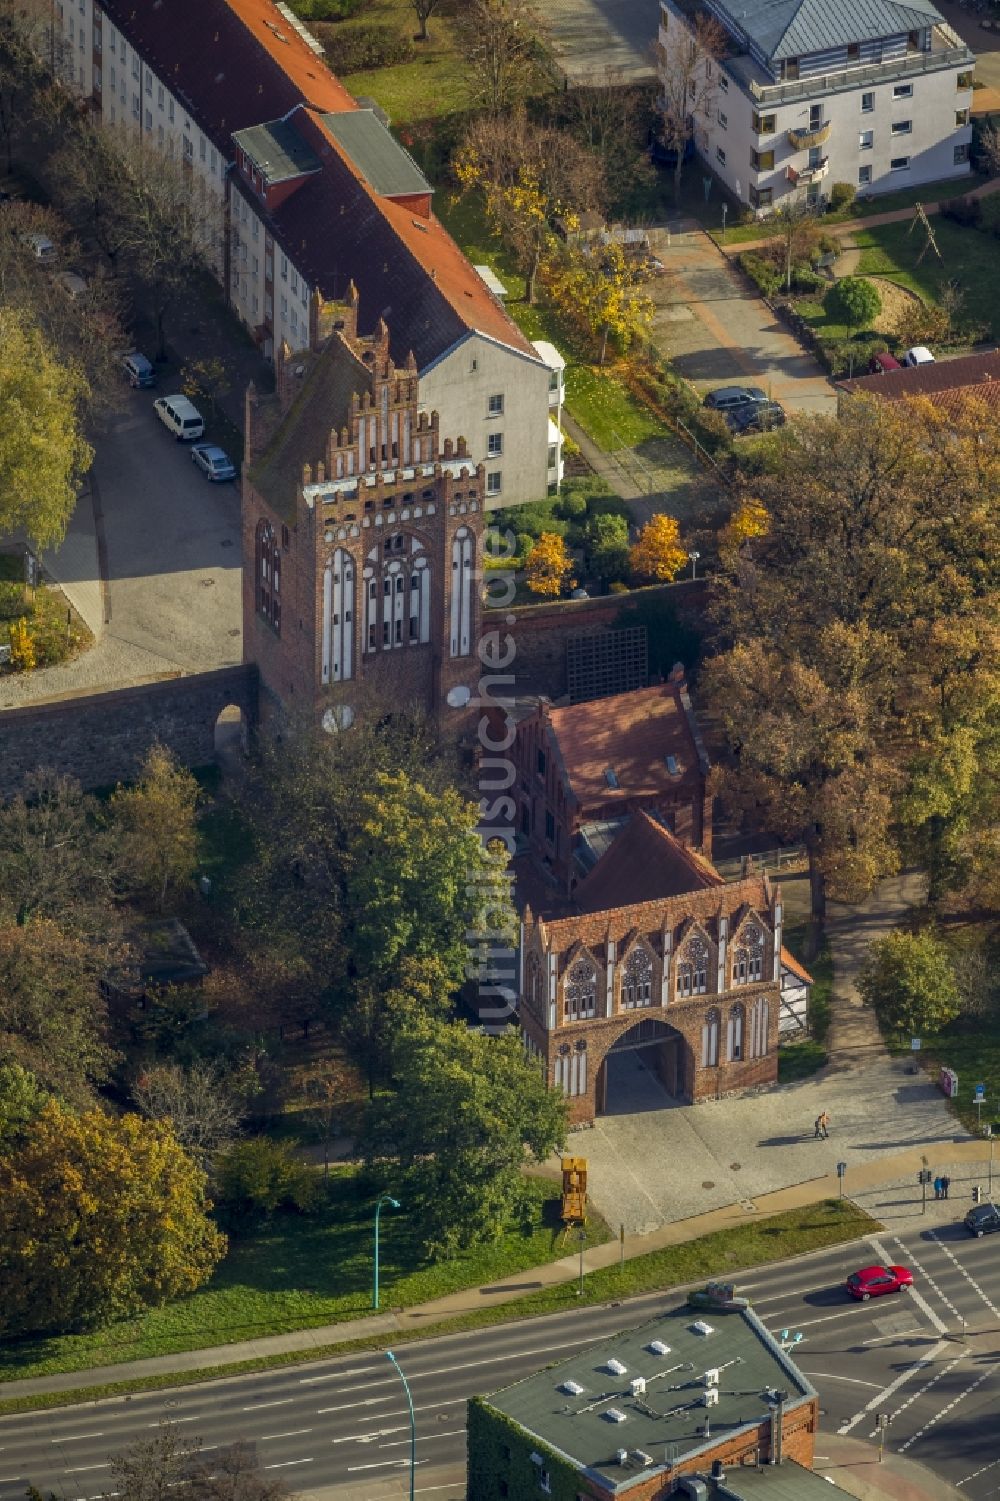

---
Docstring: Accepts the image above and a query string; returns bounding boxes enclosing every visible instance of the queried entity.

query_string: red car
[846,1264,914,1301]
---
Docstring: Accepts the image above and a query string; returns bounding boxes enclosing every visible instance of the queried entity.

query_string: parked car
[965,1202,1000,1237]
[122,351,157,389]
[727,400,786,435]
[704,385,768,413]
[154,394,205,441]
[869,352,902,374]
[902,346,935,367]
[846,1264,913,1300]
[190,443,236,482]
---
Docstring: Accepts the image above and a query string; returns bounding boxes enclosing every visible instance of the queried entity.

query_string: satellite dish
[446,685,471,708]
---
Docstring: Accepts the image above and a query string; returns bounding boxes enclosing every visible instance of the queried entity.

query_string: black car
[727,400,786,435]
[703,385,770,413]
[965,1202,1000,1237]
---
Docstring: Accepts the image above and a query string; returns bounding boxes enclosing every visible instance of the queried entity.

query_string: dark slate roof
[719,1461,855,1499]
[99,0,356,155]
[233,117,321,183]
[250,337,373,519]
[724,0,943,61]
[320,110,429,197]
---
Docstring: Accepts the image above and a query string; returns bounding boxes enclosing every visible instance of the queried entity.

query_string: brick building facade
[241,290,483,727]
[520,849,786,1126]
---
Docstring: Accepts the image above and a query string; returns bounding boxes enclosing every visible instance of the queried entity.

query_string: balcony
[787,120,830,150]
[786,158,829,185]
[739,26,973,106]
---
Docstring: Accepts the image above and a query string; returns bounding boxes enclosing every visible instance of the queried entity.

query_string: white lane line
[957,1456,1000,1487]
[0,1479,25,1485]
[865,1356,966,1436]
[259,1430,313,1443]
[927,1231,1000,1318]
[300,1365,381,1386]
[898,1367,993,1453]
[263,1459,314,1470]
[317,1333,607,1411]
[798,1372,884,1389]
[241,1399,292,1411]
[317,1396,393,1417]
[768,1309,861,1333]
[860,1327,924,1345]
[332,1399,468,1445]
[838,1338,951,1434]
[146,1417,197,1426]
[876,1235,953,1330]
[52,1435,105,1443]
[64,1464,112,1474]
[347,1458,427,1473]
[379,1429,465,1450]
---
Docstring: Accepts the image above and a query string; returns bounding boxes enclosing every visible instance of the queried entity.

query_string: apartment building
[49,0,558,506]
[658,0,975,213]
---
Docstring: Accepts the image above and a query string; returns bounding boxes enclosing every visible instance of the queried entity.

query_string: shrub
[317,21,414,72]
[825,275,882,330]
[791,266,825,293]
[288,0,367,18]
[8,618,35,672]
[214,1137,319,1231]
[739,250,781,298]
[828,181,856,212]
[555,492,587,522]
[0,582,26,619]
[940,195,983,229]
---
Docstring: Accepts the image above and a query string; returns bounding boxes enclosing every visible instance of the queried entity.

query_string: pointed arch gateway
[595,1015,691,1115]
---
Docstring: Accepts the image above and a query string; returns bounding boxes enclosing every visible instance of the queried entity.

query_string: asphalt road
[2,1221,998,1501]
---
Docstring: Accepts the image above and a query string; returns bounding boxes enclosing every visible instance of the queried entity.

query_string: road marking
[798,1372,884,1389]
[52,1435,105,1443]
[300,1365,381,1386]
[878,1235,954,1329]
[837,1338,951,1433]
[146,1417,197,1426]
[241,1399,292,1410]
[927,1231,1000,1318]
[332,1400,468,1445]
[898,1367,992,1452]
[860,1327,923,1345]
[262,1459,314,1470]
[957,1456,1000,1487]
[347,1458,427,1473]
[259,1430,313,1442]
[768,1309,861,1332]
[379,1429,465,1450]
[64,1465,112,1474]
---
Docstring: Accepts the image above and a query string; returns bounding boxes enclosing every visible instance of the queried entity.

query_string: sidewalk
[3,1138,992,1401]
[716,175,1000,257]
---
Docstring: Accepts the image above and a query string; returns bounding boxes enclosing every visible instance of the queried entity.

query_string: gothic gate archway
[596,1017,689,1115]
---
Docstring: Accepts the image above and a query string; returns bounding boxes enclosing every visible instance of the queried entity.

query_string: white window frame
[486,470,502,496]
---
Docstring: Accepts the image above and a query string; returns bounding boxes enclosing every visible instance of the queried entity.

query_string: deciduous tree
[106,1424,289,1501]
[0,1063,48,1149]
[133,1062,248,1170]
[455,0,550,115]
[525,531,576,596]
[111,743,201,912]
[628,513,685,582]
[550,240,653,364]
[0,306,92,548]
[858,929,960,1038]
[214,1137,317,1232]
[363,1016,567,1254]
[0,768,113,931]
[0,1101,225,1334]
[586,512,629,581]
[826,275,881,332]
[294,1055,359,1179]
[653,11,726,200]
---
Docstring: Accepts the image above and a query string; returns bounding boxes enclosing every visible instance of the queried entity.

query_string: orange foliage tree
[628,513,685,583]
[525,532,576,597]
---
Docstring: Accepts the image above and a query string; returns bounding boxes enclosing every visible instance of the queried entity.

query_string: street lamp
[386,1350,416,1501]
[373,1193,400,1310]
[688,550,701,580]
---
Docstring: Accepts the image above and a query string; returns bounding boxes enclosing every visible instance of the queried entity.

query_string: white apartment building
[658,0,975,213]
[47,0,558,507]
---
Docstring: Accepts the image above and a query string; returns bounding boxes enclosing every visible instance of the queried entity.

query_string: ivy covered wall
[467,1396,592,1501]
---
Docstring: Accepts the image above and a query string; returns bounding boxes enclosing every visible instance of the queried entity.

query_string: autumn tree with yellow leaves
[551,240,653,364]
[628,513,686,583]
[454,110,604,306]
[526,532,576,597]
[0,1100,225,1334]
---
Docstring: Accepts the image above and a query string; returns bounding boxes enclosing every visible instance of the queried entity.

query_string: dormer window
[665,755,679,776]
[604,767,619,789]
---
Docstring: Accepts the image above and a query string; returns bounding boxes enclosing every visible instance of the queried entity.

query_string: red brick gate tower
[241,289,484,729]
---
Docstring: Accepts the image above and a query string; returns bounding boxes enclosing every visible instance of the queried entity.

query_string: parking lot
[0,382,244,707]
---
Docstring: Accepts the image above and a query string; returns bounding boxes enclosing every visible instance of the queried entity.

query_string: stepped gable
[538,870,772,952]
[574,809,723,914]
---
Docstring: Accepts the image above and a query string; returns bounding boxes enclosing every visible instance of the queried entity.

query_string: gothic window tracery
[732,921,764,985]
[621,947,653,1010]
[727,1003,745,1062]
[676,933,709,998]
[564,957,597,1021]
[255,520,280,632]
[702,1007,720,1068]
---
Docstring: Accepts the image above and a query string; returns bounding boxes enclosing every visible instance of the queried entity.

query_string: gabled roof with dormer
[722,0,943,61]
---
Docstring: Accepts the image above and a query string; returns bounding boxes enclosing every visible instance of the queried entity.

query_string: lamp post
[373,1193,400,1310]
[688,550,701,580]
[386,1350,416,1501]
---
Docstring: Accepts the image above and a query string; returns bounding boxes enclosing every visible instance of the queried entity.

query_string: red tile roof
[575,811,722,914]
[837,350,1000,410]
[538,872,772,952]
[546,683,706,811]
[780,946,813,985]
[100,0,355,151]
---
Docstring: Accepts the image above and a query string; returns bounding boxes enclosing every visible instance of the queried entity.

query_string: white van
[902,346,935,367]
[154,394,205,441]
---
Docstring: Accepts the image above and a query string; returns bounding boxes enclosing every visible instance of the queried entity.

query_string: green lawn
[709,175,990,247]
[436,194,670,451]
[0,1199,873,1411]
[313,0,471,127]
[0,1173,609,1382]
[909,1024,1000,1137]
[854,213,1000,338]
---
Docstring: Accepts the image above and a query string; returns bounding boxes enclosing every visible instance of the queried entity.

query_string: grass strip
[0,1199,876,1416]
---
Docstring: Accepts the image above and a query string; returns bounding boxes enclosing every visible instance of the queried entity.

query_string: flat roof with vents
[320,109,430,197]
[483,1301,813,1489]
[233,117,320,183]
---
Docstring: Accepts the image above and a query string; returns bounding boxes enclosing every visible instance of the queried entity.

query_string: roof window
[604,767,620,790]
[665,755,680,776]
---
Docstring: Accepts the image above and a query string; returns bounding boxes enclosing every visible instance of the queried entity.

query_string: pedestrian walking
[934,1176,943,1200]
[941,1174,951,1200]
[816,1111,830,1140]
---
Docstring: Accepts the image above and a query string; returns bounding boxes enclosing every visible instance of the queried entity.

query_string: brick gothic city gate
[595,1017,690,1114]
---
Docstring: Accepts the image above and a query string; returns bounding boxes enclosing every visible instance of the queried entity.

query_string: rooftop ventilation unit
[631,1450,655,1467]
[703,1388,719,1408]
[648,1340,671,1356]
[690,1321,715,1336]
[630,1377,646,1397]
[606,1358,628,1376]
[606,1408,627,1423]
[703,1368,719,1387]
[561,1379,585,1396]
[616,1448,629,1466]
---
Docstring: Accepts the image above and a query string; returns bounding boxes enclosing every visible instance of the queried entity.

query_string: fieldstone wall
[0,665,258,798]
